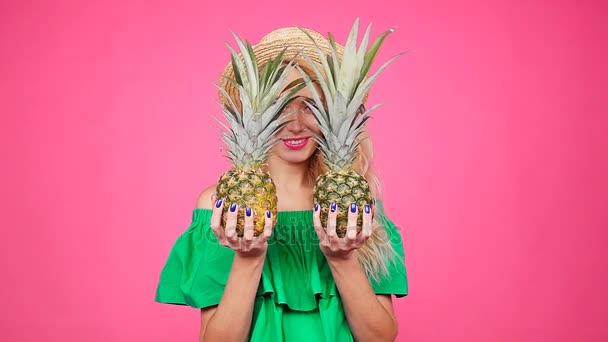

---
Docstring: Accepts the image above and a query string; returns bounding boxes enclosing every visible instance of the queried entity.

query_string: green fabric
[155,200,408,341]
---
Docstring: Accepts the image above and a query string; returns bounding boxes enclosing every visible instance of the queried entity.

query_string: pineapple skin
[314,170,373,237]
[216,168,277,236]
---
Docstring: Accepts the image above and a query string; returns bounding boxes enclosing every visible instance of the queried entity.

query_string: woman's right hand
[209,196,274,259]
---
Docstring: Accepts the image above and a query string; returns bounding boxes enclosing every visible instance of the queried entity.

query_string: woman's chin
[274,149,315,164]
[281,155,312,164]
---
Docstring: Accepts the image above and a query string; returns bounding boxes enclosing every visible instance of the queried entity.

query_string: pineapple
[298,18,406,237]
[215,32,305,236]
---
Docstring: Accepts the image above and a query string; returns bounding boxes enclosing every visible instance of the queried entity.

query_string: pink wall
[2,0,606,341]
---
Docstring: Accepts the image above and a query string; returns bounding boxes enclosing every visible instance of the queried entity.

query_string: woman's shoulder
[195,184,217,209]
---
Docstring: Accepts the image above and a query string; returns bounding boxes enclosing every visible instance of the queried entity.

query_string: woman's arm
[195,187,273,342]
[327,256,398,341]
[313,203,398,341]
[200,254,266,342]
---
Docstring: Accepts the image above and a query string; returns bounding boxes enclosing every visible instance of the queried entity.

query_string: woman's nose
[286,112,305,132]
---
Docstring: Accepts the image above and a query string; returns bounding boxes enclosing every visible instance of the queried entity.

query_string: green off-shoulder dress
[155,200,408,341]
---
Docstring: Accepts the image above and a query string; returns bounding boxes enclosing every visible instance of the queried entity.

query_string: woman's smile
[281,136,311,150]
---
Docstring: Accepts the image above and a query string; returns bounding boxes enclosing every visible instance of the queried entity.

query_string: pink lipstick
[282,137,310,150]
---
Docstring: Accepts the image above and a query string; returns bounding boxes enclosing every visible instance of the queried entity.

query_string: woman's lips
[282,137,310,150]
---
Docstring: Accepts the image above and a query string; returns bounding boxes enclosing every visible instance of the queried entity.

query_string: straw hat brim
[218,27,369,106]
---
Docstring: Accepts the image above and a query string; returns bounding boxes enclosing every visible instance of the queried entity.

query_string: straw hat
[218,26,369,106]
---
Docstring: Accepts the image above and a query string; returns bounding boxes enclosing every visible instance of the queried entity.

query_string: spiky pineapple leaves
[295,18,410,170]
[215,31,307,169]
[221,34,305,115]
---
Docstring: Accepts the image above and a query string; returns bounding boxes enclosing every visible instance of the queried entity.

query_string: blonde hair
[308,131,401,283]
[296,63,401,283]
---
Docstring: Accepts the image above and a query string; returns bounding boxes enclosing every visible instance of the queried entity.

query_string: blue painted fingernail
[246,207,252,216]
[350,203,356,213]
[215,199,223,208]
[364,205,371,214]
[230,203,237,212]
[314,203,319,212]
[330,202,337,212]
[266,210,271,218]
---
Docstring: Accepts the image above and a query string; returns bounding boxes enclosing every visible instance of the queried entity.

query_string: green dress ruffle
[155,200,408,341]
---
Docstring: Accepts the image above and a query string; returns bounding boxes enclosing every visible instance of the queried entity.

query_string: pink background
[2,0,607,341]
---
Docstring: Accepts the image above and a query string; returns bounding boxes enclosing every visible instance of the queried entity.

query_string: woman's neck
[265,157,315,211]
[265,157,312,190]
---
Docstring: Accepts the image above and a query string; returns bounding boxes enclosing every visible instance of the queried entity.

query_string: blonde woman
[155,26,408,341]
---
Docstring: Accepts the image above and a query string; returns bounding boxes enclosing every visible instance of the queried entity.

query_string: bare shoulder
[195,184,218,209]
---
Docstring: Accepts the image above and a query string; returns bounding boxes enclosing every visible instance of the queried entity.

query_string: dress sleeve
[369,201,409,297]
[155,209,235,308]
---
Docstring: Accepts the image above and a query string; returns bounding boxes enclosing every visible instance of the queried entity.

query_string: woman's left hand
[313,202,374,261]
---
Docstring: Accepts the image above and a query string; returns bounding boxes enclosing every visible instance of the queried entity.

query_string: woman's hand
[210,197,273,259]
[313,202,374,261]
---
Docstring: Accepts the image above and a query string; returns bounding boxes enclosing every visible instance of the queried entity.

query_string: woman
[155,26,408,341]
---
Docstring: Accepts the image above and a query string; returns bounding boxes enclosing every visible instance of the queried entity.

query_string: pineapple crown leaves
[296,18,409,170]
[215,31,306,169]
